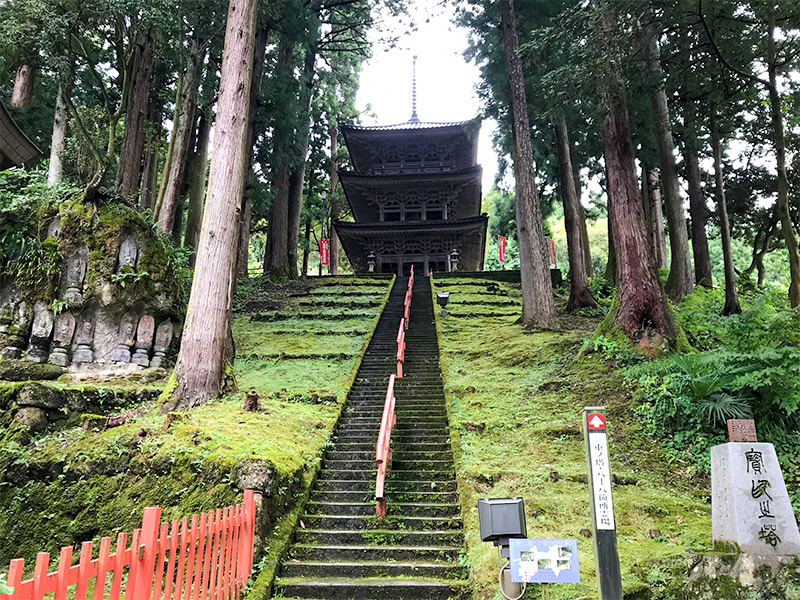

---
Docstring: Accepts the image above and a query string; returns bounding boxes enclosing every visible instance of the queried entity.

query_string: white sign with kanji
[589,431,615,530]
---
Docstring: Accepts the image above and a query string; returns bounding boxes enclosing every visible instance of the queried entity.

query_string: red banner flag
[498,235,506,263]
[320,239,330,266]
[548,239,556,268]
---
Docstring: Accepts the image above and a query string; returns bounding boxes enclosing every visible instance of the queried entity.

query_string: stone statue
[72,312,95,363]
[151,319,175,368]
[64,246,89,304]
[109,312,139,363]
[116,237,139,273]
[49,311,76,367]
[1,301,32,360]
[131,315,155,367]
[26,301,54,363]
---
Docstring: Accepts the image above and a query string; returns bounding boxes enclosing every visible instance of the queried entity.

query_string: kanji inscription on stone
[727,419,757,443]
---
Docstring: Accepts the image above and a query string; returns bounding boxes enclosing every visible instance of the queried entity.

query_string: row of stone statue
[0,300,175,369]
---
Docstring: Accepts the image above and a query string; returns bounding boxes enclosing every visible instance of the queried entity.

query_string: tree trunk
[116,29,156,196]
[685,144,713,288]
[157,39,206,233]
[185,112,210,263]
[499,0,554,328]
[710,106,741,315]
[555,116,596,311]
[139,64,166,210]
[644,15,693,300]
[302,219,311,276]
[287,39,319,279]
[647,169,669,270]
[766,25,800,307]
[11,64,34,108]
[47,82,70,186]
[598,5,674,344]
[263,35,294,280]
[168,0,258,410]
[329,125,340,275]
[570,150,593,277]
[235,27,268,279]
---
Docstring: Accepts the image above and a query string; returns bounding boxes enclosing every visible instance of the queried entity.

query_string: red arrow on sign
[587,413,606,431]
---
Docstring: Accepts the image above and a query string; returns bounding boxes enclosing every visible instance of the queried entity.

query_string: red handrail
[396,319,405,378]
[375,374,397,519]
[0,492,256,600]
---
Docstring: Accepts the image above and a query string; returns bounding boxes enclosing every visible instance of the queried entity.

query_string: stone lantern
[450,248,460,272]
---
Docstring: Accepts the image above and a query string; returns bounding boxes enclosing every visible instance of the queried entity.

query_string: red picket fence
[375,375,397,519]
[403,266,414,329]
[0,491,256,600]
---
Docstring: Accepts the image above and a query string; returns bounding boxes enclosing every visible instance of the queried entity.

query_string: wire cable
[499,559,527,600]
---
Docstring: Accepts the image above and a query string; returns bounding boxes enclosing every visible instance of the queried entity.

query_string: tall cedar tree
[598,3,676,345]
[554,116,596,311]
[499,0,555,328]
[167,0,258,409]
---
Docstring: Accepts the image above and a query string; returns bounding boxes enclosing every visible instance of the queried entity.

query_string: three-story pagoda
[334,95,487,275]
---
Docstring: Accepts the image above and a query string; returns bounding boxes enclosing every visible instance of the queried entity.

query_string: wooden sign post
[583,406,622,600]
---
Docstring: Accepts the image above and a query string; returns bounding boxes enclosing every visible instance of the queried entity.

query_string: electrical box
[478,497,527,544]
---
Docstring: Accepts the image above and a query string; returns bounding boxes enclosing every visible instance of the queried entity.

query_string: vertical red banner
[498,235,506,263]
[548,239,556,268]
[319,239,330,266]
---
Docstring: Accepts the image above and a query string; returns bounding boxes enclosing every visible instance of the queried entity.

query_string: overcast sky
[356,1,500,192]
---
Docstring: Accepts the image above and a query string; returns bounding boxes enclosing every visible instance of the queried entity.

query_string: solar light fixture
[436,292,450,316]
[478,497,527,600]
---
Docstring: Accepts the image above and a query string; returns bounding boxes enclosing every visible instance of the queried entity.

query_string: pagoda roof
[341,117,481,175]
[334,215,488,273]
[0,101,40,171]
[338,166,483,223]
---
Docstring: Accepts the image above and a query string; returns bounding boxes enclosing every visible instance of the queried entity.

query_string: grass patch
[431,275,711,600]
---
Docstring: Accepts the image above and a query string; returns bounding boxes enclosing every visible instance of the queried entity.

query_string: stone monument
[151,319,174,368]
[109,312,139,363]
[26,301,54,363]
[131,315,155,367]
[1,301,32,360]
[64,246,89,304]
[72,313,95,363]
[49,312,76,367]
[116,237,138,272]
[712,422,800,555]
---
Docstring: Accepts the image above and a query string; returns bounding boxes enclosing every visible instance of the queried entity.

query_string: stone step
[289,544,462,563]
[294,529,464,547]
[310,490,459,504]
[275,577,469,600]
[323,460,453,472]
[305,501,460,517]
[300,514,462,531]
[331,441,452,453]
[281,560,467,580]
[326,450,453,461]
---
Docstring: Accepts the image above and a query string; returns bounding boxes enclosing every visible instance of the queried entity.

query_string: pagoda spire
[409,55,420,124]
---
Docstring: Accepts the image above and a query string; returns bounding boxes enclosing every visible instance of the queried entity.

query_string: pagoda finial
[409,55,420,124]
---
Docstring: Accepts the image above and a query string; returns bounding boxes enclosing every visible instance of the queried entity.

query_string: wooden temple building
[334,96,488,275]
[0,102,40,171]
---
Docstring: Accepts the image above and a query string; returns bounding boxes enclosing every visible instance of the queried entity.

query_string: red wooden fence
[396,319,405,378]
[375,375,397,519]
[0,491,256,600]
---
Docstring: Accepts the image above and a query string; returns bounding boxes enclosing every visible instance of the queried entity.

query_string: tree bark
[157,39,206,233]
[288,167,306,278]
[710,106,741,315]
[745,213,777,287]
[302,219,311,276]
[168,0,258,410]
[647,169,669,270]
[766,21,800,307]
[329,125,340,275]
[500,0,555,327]
[235,26,269,279]
[139,64,166,210]
[685,144,713,288]
[263,35,294,280]
[570,149,593,277]
[185,112,210,263]
[116,29,156,197]
[598,5,674,344]
[11,64,35,108]
[644,15,693,300]
[48,82,71,186]
[555,116,596,311]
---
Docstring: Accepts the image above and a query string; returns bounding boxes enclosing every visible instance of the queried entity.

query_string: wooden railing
[396,319,405,378]
[0,491,256,600]
[375,375,397,520]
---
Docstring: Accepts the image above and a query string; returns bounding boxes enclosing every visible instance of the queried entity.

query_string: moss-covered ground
[0,275,391,576]
[432,276,711,600]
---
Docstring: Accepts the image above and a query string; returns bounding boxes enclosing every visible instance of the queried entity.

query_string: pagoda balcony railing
[368,160,456,176]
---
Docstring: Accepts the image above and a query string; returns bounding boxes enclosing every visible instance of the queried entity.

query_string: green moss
[431,275,713,600]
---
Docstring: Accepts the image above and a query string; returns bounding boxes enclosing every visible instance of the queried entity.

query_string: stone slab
[712,442,800,555]
[728,419,758,443]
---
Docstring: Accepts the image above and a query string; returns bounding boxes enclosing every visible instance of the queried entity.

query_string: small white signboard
[587,412,615,531]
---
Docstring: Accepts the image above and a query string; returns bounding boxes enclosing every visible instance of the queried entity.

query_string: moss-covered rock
[0,359,64,381]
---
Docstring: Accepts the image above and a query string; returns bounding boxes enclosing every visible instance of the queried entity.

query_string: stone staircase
[275,276,468,600]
